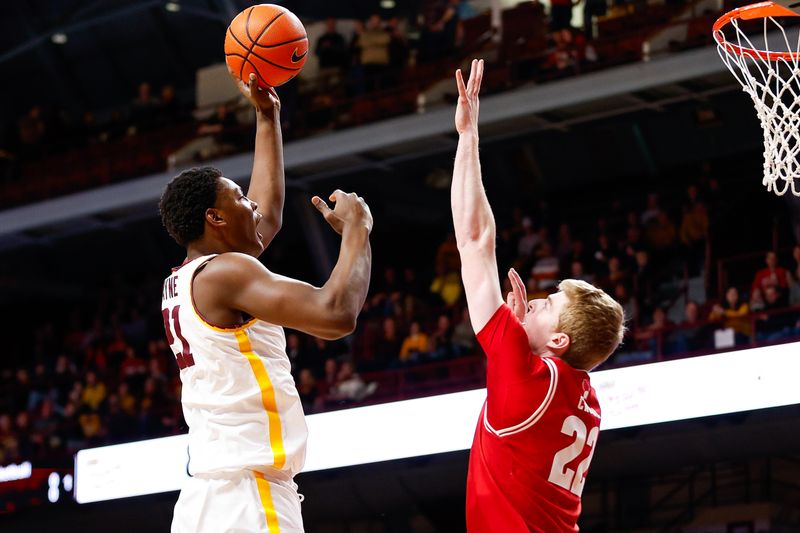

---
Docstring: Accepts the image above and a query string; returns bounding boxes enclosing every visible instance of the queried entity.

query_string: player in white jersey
[158,74,373,533]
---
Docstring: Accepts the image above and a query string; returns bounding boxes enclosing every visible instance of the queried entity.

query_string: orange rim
[713,1,800,61]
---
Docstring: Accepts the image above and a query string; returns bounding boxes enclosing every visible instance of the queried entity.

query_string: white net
[717,15,800,196]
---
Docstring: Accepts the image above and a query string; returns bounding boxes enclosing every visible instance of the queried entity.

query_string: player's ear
[546,332,570,356]
[206,208,226,227]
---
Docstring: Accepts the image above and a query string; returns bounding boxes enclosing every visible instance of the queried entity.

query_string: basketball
[224,4,308,88]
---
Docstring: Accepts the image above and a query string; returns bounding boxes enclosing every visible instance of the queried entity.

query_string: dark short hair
[159,167,222,246]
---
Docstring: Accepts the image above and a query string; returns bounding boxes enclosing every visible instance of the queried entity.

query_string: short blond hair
[557,279,626,371]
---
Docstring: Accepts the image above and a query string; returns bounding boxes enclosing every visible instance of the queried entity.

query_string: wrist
[256,108,280,124]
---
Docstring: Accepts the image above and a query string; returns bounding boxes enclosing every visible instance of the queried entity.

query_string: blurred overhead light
[165,2,181,12]
[380,0,396,8]
[51,33,68,44]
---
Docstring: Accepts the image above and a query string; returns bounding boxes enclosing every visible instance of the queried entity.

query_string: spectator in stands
[399,321,430,364]
[139,377,168,434]
[644,210,677,261]
[131,82,160,132]
[709,286,751,344]
[633,306,671,358]
[530,241,560,291]
[583,0,607,39]
[27,364,48,412]
[641,193,662,226]
[549,0,574,31]
[632,249,656,314]
[669,301,712,354]
[436,232,461,274]
[320,357,339,399]
[52,355,76,406]
[569,259,594,285]
[592,233,614,277]
[286,333,304,373]
[756,286,795,341]
[78,111,100,146]
[428,313,454,359]
[0,414,14,463]
[598,255,628,294]
[315,18,350,85]
[120,346,147,391]
[452,306,477,356]
[81,371,106,411]
[790,244,800,305]
[430,264,463,306]
[374,317,403,370]
[157,84,186,125]
[564,238,591,274]
[680,200,709,275]
[750,287,766,312]
[354,14,391,92]
[297,369,318,413]
[30,398,60,459]
[14,412,32,459]
[556,223,573,259]
[545,29,579,73]
[613,282,637,326]
[167,104,240,170]
[328,361,376,403]
[752,251,790,296]
[517,216,542,258]
[105,393,134,442]
[17,105,46,157]
[387,17,410,86]
[118,382,136,417]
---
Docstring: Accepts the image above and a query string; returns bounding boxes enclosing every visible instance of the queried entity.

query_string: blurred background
[1,0,800,531]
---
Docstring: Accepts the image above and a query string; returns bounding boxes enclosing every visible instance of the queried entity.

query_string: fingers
[460,59,484,98]
[474,59,484,95]
[506,290,515,309]
[329,189,345,202]
[467,59,477,94]
[311,195,331,216]
[508,267,527,303]
[455,69,467,99]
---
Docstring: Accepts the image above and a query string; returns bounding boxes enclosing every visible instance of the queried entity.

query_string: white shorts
[171,470,304,533]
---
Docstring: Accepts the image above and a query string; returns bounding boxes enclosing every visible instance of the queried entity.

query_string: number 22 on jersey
[547,415,599,497]
[162,305,195,369]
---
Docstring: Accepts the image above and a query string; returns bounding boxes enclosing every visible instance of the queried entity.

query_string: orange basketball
[224,4,308,88]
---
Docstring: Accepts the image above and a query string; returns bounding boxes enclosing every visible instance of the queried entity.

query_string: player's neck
[186,238,229,261]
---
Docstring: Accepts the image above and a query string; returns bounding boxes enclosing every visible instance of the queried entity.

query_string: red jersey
[466,305,602,532]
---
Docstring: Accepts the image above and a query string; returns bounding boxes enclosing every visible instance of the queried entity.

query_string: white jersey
[161,254,307,479]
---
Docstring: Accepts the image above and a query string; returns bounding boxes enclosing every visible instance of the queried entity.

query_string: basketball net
[715,2,800,196]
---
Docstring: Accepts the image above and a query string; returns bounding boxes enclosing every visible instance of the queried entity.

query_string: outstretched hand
[505,267,528,323]
[455,58,484,136]
[238,73,281,116]
[311,190,373,235]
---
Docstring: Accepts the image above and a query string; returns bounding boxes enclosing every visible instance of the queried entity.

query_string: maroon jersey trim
[483,357,559,438]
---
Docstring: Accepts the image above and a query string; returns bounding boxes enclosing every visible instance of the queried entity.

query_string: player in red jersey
[452,59,626,532]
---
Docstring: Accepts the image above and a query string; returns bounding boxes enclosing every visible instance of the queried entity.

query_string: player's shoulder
[196,252,269,284]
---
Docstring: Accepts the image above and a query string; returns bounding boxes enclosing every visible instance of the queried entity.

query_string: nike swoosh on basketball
[291,49,308,63]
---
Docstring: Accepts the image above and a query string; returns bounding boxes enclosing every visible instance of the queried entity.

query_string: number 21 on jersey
[547,415,599,497]
[162,305,195,369]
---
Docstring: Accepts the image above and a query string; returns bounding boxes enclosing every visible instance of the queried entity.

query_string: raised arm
[238,74,285,249]
[200,190,372,339]
[452,59,503,332]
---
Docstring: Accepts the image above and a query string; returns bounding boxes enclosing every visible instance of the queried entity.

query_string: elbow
[332,313,359,338]
[456,225,495,253]
[259,214,283,244]
[319,314,357,340]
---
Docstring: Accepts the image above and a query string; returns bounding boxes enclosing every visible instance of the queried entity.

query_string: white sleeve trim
[483,357,559,438]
